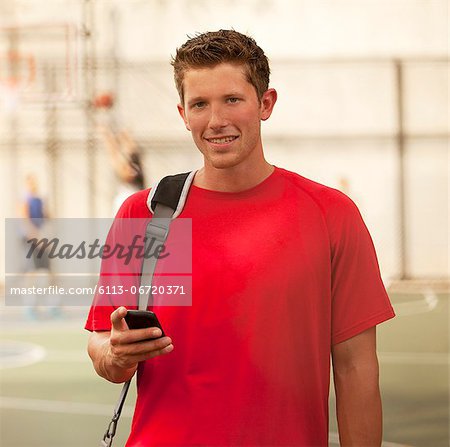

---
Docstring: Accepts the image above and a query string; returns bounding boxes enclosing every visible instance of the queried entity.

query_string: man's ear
[177,104,191,131]
[260,88,277,121]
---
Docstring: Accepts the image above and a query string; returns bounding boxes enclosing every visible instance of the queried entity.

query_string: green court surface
[0,289,448,447]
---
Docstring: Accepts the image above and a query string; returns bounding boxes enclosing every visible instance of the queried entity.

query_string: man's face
[177,63,276,171]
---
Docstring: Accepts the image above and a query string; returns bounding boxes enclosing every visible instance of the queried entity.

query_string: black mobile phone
[125,310,165,338]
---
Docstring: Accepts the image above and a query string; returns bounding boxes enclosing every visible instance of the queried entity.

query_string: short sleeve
[328,193,395,345]
[85,300,114,332]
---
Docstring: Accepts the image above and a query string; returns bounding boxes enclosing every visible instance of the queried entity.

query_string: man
[86,30,395,446]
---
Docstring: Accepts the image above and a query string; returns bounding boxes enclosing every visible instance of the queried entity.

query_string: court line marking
[3,345,448,368]
[329,432,413,447]
[392,289,439,316]
[0,397,412,447]
[378,351,450,365]
[0,340,46,369]
[39,349,450,366]
[0,396,133,418]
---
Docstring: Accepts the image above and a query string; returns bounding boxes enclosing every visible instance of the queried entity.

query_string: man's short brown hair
[171,29,270,104]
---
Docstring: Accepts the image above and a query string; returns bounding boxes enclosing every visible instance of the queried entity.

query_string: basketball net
[0,79,21,116]
[0,52,36,116]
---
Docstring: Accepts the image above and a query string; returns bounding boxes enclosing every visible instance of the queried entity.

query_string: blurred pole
[7,29,19,207]
[395,60,407,279]
[110,6,120,106]
[82,0,97,217]
[44,65,59,214]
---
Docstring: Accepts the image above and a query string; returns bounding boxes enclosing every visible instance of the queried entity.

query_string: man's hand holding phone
[106,307,173,376]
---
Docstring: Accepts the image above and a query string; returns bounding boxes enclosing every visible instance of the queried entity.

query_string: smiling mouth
[205,136,238,144]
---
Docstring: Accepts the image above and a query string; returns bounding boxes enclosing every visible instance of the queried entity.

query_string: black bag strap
[100,172,194,447]
[148,171,195,218]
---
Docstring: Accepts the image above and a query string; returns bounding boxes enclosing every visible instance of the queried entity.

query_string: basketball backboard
[0,22,82,111]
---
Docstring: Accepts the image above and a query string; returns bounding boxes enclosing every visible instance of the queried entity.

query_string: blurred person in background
[94,92,146,215]
[19,173,60,319]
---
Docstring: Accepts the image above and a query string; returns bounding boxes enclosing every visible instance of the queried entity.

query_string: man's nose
[208,105,228,130]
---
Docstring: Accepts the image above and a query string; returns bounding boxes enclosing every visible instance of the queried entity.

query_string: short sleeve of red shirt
[326,190,395,345]
[85,189,151,332]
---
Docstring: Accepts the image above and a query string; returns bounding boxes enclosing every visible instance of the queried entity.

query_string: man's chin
[209,160,240,170]
[207,154,241,170]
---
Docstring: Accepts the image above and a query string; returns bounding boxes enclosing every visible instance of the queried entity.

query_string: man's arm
[87,307,174,383]
[332,326,382,446]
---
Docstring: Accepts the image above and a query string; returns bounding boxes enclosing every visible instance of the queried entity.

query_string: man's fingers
[122,336,172,356]
[119,327,163,344]
[125,343,174,364]
[109,337,173,368]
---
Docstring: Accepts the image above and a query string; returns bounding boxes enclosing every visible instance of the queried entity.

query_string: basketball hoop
[1,23,81,104]
[0,51,36,115]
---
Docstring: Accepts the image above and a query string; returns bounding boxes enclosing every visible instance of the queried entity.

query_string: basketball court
[0,1,448,446]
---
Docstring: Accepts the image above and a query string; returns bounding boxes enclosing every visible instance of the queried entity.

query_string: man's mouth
[205,136,238,144]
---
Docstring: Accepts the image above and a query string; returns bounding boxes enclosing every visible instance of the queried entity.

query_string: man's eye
[227,98,240,104]
[192,102,206,109]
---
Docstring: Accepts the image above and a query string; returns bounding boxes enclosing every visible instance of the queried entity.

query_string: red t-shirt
[86,167,395,446]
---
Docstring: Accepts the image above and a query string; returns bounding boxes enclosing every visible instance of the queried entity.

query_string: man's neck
[193,161,274,193]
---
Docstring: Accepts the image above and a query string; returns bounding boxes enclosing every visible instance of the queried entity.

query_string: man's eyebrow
[187,97,205,105]
[186,92,244,105]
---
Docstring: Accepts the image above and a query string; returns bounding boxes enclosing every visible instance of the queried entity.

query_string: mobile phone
[125,310,165,338]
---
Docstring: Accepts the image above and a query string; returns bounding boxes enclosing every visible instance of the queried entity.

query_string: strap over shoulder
[101,171,196,447]
[147,171,195,218]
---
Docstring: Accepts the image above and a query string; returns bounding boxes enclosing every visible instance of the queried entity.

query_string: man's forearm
[334,363,382,446]
[88,331,137,384]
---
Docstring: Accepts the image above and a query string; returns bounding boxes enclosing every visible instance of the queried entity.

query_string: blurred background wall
[0,0,448,284]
